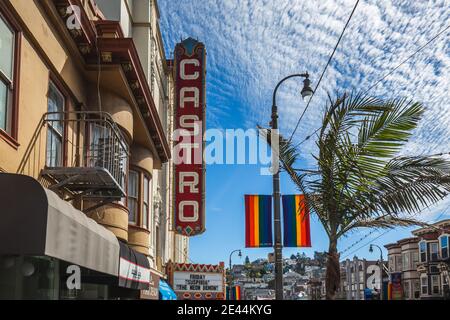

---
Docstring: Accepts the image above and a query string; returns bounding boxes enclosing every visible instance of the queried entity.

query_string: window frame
[127,169,139,225]
[142,174,152,230]
[46,81,66,168]
[431,274,440,295]
[0,3,21,147]
[430,242,439,262]
[420,274,428,296]
[127,167,153,230]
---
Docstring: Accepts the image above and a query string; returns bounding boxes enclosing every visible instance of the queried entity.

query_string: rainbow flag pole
[282,195,311,247]
[245,195,273,248]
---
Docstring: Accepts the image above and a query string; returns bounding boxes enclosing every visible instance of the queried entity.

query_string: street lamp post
[369,244,384,300]
[271,73,313,300]
[228,249,242,300]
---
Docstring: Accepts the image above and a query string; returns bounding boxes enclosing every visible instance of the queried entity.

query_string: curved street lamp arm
[272,73,310,107]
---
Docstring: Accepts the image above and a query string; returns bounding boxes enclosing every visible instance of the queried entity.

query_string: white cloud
[159,0,450,218]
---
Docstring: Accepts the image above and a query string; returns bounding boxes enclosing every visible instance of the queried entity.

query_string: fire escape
[18,111,129,212]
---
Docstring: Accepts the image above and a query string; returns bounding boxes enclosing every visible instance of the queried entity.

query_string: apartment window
[402,252,410,271]
[413,280,420,299]
[0,10,18,138]
[440,235,449,260]
[46,82,65,167]
[395,255,402,272]
[421,275,428,295]
[412,252,419,269]
[431,275,440,295]
[142,175,151,229]
[128,170,139,223]
[419,241,427,263]
[389,256,395,272]
[403,281,411,299]
[430,243,439,262]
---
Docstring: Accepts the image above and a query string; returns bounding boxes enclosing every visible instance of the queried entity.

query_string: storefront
[0,174,150,300]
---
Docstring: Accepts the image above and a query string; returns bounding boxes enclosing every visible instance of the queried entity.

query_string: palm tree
[263,93,450,299]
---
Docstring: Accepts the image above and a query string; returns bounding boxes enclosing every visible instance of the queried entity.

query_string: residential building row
[385,219,450,300]
[0,0,189,300]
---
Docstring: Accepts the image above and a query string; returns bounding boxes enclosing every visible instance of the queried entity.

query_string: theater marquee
[173,38,206,236]
[167,263,225,300]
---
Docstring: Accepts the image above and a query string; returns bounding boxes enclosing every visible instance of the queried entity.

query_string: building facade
[0,0,187,300]
[95,0,190,273]
[337,257,385,300]
[385,219,450,300]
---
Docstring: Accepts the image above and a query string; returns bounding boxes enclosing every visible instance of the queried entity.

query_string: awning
[118,242,150,290]
[0,173,120,276]
[159,279,177,300]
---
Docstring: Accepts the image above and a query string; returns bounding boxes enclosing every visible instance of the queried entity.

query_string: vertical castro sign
[174,38,206,236]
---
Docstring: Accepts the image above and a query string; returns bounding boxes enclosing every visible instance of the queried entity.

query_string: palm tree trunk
[325,239,340,300]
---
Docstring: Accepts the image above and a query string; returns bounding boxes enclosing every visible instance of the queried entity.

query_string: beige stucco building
[0,0,187,300]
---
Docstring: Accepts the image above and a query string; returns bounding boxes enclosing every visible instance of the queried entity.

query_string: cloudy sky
[158,0,450,263]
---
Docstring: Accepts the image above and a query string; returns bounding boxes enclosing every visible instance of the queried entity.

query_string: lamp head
[301,75,314,100]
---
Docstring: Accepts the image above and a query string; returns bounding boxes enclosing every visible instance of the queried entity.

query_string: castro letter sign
[173,38,206,236]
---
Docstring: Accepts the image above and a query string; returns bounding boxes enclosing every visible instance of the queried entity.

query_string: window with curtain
[128,170,139,224]
[46,82,64,167]
[0,14,14,133]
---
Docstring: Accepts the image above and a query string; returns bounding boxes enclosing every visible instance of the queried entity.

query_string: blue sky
[158,0,450,264]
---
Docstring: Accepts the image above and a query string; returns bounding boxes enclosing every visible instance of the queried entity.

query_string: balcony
[18,111,129,209]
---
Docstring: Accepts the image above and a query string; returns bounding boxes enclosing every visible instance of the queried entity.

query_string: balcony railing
[18,111,129,201]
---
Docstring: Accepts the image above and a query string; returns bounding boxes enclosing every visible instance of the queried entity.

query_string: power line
[340,202,450,259]
[288,0,361,142]
[291,23,450,150]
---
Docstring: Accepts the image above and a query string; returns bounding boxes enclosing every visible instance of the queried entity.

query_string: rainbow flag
[282,195,311,247]
[245,195,273,248]
[232,286,242,300]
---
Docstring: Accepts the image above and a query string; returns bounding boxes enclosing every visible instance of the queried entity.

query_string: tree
[290,254,297,260]
[245,256,250,265]
[263,93,450,299]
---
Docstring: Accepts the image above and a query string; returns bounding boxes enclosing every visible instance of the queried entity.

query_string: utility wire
[362,24,450,95]
[292,23,450,150]
[340,203,450,259]
[288,0,361,143]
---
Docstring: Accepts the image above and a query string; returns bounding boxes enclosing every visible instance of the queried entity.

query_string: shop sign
[173,271,223,293]
[140,271,160,300]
